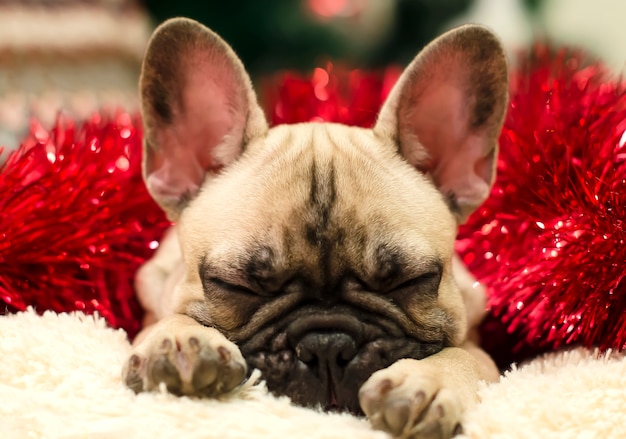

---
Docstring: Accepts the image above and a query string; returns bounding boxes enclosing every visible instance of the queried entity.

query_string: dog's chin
[239,307,443,414]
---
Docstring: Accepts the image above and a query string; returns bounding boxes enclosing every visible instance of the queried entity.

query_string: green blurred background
[143,0,540,76]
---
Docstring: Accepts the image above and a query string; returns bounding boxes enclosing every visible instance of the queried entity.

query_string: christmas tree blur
[144,0,474,77]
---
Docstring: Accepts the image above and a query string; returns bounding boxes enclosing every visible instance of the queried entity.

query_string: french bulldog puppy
[123,17,508,439]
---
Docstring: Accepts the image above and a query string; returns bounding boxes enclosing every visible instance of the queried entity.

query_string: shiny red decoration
[457,47,626,355]
[0,113,170,338]
[263,63,401,127]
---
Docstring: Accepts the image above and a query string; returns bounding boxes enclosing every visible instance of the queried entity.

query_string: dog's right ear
[140,18,268,220]
[374,25,508,224]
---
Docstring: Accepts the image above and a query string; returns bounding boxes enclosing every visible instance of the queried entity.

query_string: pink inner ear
[184,55,248,162]
[434,134,494,209]
[400,82,470,171]
[397,67,496,218]
[146,52,250,213]
[165,55,247,173]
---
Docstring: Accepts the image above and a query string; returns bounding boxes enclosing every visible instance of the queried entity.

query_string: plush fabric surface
[1,310,624,439]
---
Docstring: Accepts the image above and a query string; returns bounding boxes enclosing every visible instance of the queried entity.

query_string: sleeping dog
[123,17,508,439]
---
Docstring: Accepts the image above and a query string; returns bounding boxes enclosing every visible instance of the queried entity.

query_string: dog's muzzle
[240,308,443,414]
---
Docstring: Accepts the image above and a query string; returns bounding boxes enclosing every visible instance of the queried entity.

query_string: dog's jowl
[124,17,508,439]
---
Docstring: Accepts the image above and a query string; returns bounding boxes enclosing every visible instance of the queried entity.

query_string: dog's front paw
[359,359,465,439]
[123,320,247,397]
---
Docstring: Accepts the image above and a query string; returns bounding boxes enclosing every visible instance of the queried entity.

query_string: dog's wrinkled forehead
[179,122,456,282]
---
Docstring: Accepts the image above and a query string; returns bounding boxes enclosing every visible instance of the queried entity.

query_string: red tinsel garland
[263,63,401,127]
[0,113,170,337]
[457,47,626,353]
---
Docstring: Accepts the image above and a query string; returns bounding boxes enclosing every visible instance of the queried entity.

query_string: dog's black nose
[295,332,357,377]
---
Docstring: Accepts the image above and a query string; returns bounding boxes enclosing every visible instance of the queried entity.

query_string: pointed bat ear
[140,18,268,220]
[375,25,508,223]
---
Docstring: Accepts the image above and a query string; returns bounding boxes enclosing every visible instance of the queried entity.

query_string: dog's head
[140,18,507,413]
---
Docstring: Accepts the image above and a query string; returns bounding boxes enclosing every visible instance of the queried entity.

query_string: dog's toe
[150,350,183,393]
[190,341,247,395]
[123,354,146,393]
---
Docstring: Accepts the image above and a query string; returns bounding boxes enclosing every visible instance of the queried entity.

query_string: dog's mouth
[239,307,443,414]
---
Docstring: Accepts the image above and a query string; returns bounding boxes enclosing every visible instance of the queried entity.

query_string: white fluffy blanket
[1,310,625,439]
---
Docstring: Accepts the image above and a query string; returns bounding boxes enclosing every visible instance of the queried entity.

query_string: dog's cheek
[390,288,458,345]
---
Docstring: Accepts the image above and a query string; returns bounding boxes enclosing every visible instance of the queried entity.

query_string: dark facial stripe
[304,132,340,293]
[308,158,337,231]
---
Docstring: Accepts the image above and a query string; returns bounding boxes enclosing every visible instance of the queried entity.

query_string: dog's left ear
[375,25,508,223]
[140,18,268,220]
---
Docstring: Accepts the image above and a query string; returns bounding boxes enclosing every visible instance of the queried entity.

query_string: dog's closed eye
[355,269,441,296]
[205,275,290,298]
[207,277,259,297]
[386,271,442,296]
[200,254,283,298]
